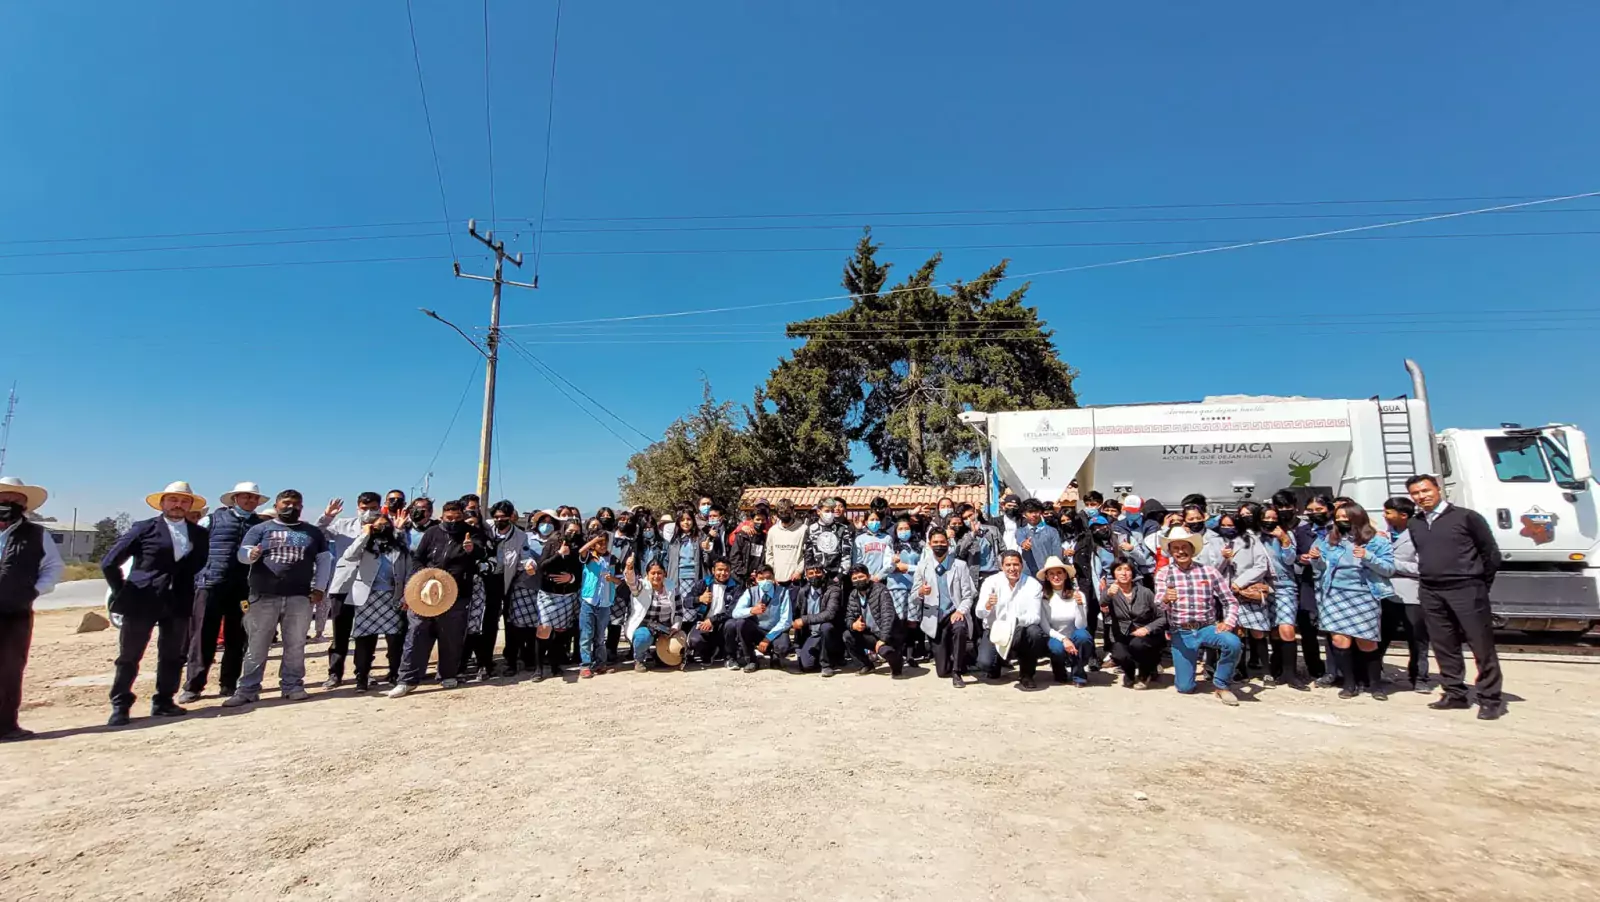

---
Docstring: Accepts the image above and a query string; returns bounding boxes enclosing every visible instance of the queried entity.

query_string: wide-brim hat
[1161,527,1204,555]
[146,481,206,511]
[219,481,267,507]
[0,477,48,512]
[655,633,686,667]
[404,568,459,617]
[1038,555,1076,580]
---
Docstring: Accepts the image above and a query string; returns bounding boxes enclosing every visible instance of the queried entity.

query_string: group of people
[0,469,1507,740]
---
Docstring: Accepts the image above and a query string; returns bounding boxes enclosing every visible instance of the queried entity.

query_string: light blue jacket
[732,582,793,642]
[1312,532,1396,601]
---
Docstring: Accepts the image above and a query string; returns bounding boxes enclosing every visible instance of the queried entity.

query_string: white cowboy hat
[1160,526,1205,556]
[146,480,206,511]
[0,476,48,512]
[1038,555,1077,581]
[404,568,459,617]
[654,634,686,667]
[219,481,268,507]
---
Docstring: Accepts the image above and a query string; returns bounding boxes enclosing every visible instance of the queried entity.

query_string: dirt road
[2,607,1597,900]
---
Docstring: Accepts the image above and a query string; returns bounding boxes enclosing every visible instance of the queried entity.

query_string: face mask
[777,514,793,525]
[851,580,870,592]
[1261,521,1279,534]
[643,527,655,539]
[360,509,381,524]
[930,544,948,558]
[938,507,953,519]
[599,517,616,531]
[443,521,465,536]
[1184,523,1206,534]
[699,504,711,516]
[896,529,911,541]
[1003,506,1019,517]
[819,513,835,526]
[277,505,302,524]
[0,502,22,523]
[1217,526,1238,539]
[757,579,774,592]
[387,499,404,512]
[1334,520,1352,533]
[1236,515,1256,531]
[808,575,828,588]
[493,518,513,532]
[662,524,677,542]
[1091,527,1112,544]
[537,522,554,537]
[564,531,582,545]
[708,518,721,528]
[866,521,882,534]
[410,510,429,524]
[1307,511,1330,526]
[1122,512,1141,525]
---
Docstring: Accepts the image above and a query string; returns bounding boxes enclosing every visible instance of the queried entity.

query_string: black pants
[687,621,726,664]
[932,615,970,677]
[398,606,469,686]
[845,625,904,674]
[352,633,404,684]
[183,583,247,694]
[1297,608,1325,678]
[1378,598,1431,684]
[113,614,188,710]
[463,578,506,674]
[795,622,841,671]
[502,618,535,671]
[1109,634,1164,679]
[1421,581,1501,704]
[733,618,792,665]
[0,612,32,731]
[326,594,354,681]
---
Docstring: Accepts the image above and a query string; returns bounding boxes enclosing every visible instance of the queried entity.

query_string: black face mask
[1091,527,1113,545]
[851,580,870,592]
[410,510,429,524]
[1236,515,1257,531]
[1261,521,1279,534]
[599,517,617,531]
[492,518,513,533]
[0,502,22,523]
[386,499,405,511]
[1307,511,1330,526]
[1003,506,1019,517]
[277,506,302,524]
[808,575,828,588]
[778,514,794,525]
[564,531,582,545]
[1333,520,1352,533]
[443,520,465,536]
[930,544,949,558]
[1184,523,1206,535]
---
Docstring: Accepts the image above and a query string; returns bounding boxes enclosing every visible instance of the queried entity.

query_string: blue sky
[3,1,1598,523]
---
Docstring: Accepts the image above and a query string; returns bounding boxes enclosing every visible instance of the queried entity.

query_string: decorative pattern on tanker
[1093,418,1350,435]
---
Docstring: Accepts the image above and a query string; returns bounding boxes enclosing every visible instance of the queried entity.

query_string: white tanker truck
[964,360,1598,634]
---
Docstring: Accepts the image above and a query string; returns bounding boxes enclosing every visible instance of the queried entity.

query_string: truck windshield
[1485,435,1550,483]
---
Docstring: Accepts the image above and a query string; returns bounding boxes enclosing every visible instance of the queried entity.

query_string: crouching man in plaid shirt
[1155,526,1244,706]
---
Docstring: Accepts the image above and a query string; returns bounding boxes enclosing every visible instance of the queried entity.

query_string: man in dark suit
[101,481,209,727]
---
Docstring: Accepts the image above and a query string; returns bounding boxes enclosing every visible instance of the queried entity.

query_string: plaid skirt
[1271,590,1298,627]
[1319,585,1381,641]
[466,580,487,635]
[508,584,541,629]
[351,590,404,638]
[1236,596,1273,632]
[536,590,579,630]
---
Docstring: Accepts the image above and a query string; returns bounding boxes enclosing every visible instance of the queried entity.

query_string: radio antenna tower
[0,384,16,477]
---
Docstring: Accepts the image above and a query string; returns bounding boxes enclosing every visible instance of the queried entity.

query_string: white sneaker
[441,678,460,689]
[386,683,413,699]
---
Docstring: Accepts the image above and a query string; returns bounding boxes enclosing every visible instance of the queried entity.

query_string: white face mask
[819,512,836,526]
[661,523,677,542]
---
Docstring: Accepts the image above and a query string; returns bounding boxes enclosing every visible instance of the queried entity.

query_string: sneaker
[1338,686,1360,699]
[474,667,490,683]
[441,678,460,689]
[322,677,342,690]
[950,674,965,689]
[496,662,518,678]
[386,683,414,699]
[1263,674,1280,687]
[1134,677,1153,690]
[1072,676,1089,688]
[580,668,594,679]
[1412,680,1432,694]
[354,679,369,693]
[741,663,757,674]
[1214,688,1241,707]
[285,688,310,701]
[176,689,202,705]
[220,694,254,708]
[151,701,188,717]
[530,669,547,684]
[1315,674,1338,688]
[1369,686,1389,702]
[634,662,647,673]
[1428,696,1471,711]
[724,659,740,671]
[821,667,837,678]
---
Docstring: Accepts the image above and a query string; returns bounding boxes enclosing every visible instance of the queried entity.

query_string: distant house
[738,485,987,513]
[43,523,97,563]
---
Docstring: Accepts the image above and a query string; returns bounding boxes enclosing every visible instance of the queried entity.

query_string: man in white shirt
[0,477,64,742]
[974,550,1047,689]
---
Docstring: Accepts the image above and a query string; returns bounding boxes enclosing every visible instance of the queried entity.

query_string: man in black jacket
[1405,475,1506,720]
[181,480,266,703]
[388,500,484,697]
[0,477,65,742]
[790,563,843,676]
[843,564,904,676]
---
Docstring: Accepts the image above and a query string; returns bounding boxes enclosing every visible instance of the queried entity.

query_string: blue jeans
[1169,625,1242,692]
[579,603,611,667]
[631,624,666,663]
[237,594,313,700]
[1047,628,1095,682]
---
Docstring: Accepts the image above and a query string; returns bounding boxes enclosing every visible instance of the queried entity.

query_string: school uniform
[730,582,793,667]
[790,581,844,673]
[1312,533,1395,642]
[338,531,413,686]
[843,581,904,674]
[1377,527,1431,686]
[684,576,743,665]
[910,551,977,679]
[101,516,209,715]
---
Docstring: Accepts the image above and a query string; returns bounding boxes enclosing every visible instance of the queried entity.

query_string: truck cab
[1437,424,1599,631]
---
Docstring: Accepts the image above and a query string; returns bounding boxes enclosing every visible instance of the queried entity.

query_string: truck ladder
[1374,395,1417,497]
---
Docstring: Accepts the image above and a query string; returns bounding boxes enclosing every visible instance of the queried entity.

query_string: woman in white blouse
[1039,556,1094,687]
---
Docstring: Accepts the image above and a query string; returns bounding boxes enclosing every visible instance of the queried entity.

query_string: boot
[1365,649,1387,700]
[1333,645,1360,698]
[529,636,547,682]
[1248,636,1270,682]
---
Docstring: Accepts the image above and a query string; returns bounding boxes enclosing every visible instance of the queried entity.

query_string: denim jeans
[1169,625,1242,692]
[1047,628,1096,682]
[579,603,611,666]
[237,594,313,700]
[631,624,667,663]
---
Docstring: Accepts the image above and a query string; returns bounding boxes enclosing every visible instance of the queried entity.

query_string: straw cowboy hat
[655,633,687,667]
[404,567,459,617]
[1160,526,1205,556]
[219,481,267,507]
[1038,555,1076,581]
[0,476,48,512]
[145,480,206,511]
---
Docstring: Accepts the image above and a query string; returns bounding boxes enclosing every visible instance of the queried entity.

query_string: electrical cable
[532,0,564,281]
[405,0,460,262]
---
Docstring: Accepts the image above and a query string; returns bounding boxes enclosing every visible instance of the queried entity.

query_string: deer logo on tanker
[1287,450,1330,487]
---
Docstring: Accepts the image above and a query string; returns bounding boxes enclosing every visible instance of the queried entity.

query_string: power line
[419,357,483,489]
[497,190,1600,329]
[0,192,1576,247]
[0,252,486,278]
[404,0,459,263]
[502,337,642,450]
[531,0,564,282]
[481,0,499,234]
[510,338,655,444]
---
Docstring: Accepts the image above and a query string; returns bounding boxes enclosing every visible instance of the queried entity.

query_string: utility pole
[453,220,535,501]
[0,383,16,478]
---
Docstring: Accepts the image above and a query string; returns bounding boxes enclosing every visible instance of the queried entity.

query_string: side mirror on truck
[1548,427,1592,490]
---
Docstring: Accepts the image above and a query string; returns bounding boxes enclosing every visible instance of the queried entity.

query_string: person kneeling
[975,551,1047,690]
[625,559,688,672]
[790,564,844,676]
[1039,556,1094,687]
[1155,527,1244,706]
[844,565,905,676]
[730,564,792,673]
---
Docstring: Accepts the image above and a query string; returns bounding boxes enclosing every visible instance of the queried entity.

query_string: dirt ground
[2,606,1597,901]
